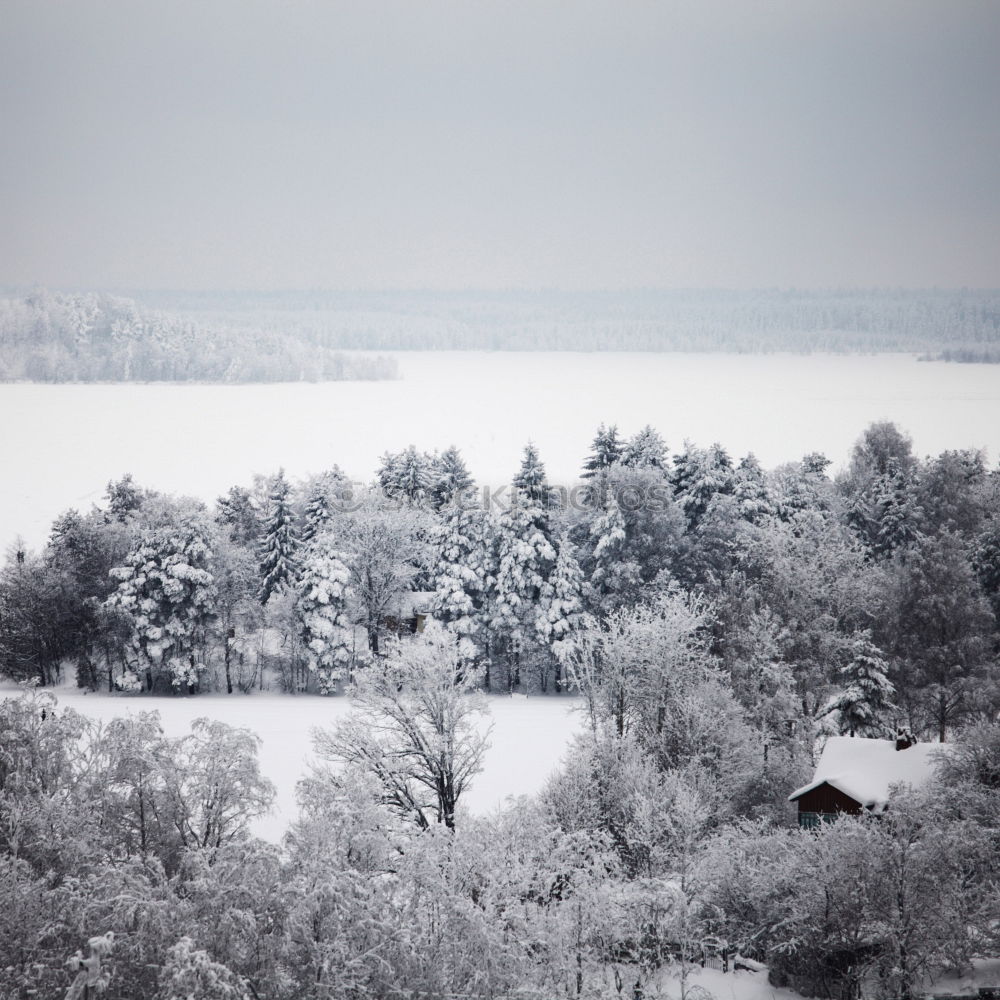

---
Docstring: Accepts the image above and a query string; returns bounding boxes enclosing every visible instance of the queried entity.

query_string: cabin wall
[795,783,863,828]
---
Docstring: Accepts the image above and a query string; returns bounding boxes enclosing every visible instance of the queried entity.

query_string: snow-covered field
[3,681,584,842]
[641,959,1000,1000]
[2,351,1000,553]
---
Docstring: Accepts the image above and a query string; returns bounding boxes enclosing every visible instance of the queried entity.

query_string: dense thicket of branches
[3,686,1000,998]
[2,420,1000,997]
[140,287,1000,357]
[0,292,398,382]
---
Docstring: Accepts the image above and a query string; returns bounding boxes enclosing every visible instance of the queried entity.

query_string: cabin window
[797,810,837,829]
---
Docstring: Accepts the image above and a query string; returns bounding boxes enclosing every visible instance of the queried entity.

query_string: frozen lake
[2,351,1000,552]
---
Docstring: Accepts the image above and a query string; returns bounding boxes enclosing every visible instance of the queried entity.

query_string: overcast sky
[1,1,998,291]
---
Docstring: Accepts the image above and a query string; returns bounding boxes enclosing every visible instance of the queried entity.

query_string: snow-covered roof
[388,591,436,618]
[788,736,946,812]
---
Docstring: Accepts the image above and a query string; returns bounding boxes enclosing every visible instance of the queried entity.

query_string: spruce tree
[779,451,834,518]
[107,515,217,691]
[378,446,433,504]
[622,425,668,471]
[259,470,299,604]
[431,445,475,510]
[301,479,332,545]
[490,500,556,688]
[215,485,262,546]
[586,489,643,613]
[801,451,832,479]
[536,534,593,690]
[431,503,487,649]
[872,464,923,559]
[589,491,627,587]
[732,453,776,524]
[492,505,556,631]
[105,473,145,523]
[300,468,347,545]
[670,442,735,530]
[513,442,556,511]
[297,539,354,693]
[973,520,1000,621]
[825,632,895,737]
[846,486,875,548]
[376,450,402,497]
[581,424,624,479]
[396,445,431,504]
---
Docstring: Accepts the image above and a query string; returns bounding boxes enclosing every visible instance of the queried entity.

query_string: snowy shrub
[157,937,248,1000]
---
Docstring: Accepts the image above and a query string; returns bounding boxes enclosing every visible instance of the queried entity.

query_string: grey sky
[1,1,998,291]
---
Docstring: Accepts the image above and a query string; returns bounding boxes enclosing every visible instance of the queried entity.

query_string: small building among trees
[380,591,434,639]
[789,731,942,828]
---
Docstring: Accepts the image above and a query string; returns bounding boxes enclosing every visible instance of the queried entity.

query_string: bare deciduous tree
[314,622,490,829]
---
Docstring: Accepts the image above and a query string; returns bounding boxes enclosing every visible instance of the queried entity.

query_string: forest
[2,420,1000,998]
[4,289,1000,383]
[139,287,1000,357]
[0,291,399,382]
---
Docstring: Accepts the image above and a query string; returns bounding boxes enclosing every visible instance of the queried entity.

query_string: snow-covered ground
[653,965,800,1000]
[3,351,1000,553]
[3,681,584,842]
[643,961,1000,1000]
[929,958,1000,995]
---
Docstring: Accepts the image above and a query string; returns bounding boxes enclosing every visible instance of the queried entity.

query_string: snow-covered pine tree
[376,450,402,496]
[297,539,354,693]
[215,485,262,546]
[825,632,895,736]
[378,446,433,504]
[778,451,835,519]
[581,424,624,479]
[259,469,299,604]
[107,516,217,691]
[105,473,145,523]
[846,461,923,560]
[621,424,668,471]
[490,497,556,689]
[491,506,556,632]
[585,488,643,613]
[300,467,348,544]
[871,463,923,559]
[536,534,593,691]
[396,445,432,504]
[431,502,487,652]
[732,453,776,524]
[973,520,1000,620]
[589,490,627,587]
[513,442,556,511]
[430,445,475,510]
[845,484,875,549]
[301,479,332,545]
[670,441,735,530]
[801,451,832,480]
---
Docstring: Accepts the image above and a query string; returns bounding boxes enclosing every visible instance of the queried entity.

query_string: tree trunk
[138,771,148,858]
[224,626,234,694]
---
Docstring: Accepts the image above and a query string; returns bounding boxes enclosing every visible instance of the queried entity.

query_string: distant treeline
[137,287,1000,357]
[0,291,399,382]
